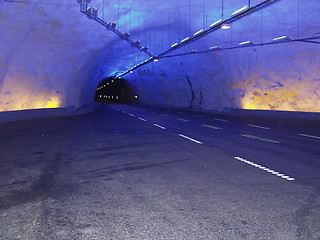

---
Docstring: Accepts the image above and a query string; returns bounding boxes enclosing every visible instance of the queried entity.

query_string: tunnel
[94,76,135,104]
[1,0,320,239]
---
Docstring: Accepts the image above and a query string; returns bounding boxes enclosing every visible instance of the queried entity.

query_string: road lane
[1,105,320,239]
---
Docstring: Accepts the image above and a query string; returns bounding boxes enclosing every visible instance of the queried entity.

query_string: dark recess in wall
[94,76,135,104]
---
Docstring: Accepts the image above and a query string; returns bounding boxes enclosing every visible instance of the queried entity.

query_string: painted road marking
[193,115,204,117]
[129,114,135,117]
[201,124,222,130]
[247,124,270,130]
[179,134,203,144]
[138,118,146,121]
[154,124,166,130]
[214,118,230,122]
[299,133,320,140]
[122,111,127,113]
[176,118,190,122]
[240,134,280,144]
[151,112,156,114]
[162,114,170,117]
[234,157,295,181]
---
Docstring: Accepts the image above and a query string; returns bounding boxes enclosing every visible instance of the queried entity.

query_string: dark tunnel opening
[94,76,136,104]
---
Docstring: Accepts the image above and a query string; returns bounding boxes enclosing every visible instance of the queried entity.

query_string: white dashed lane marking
[138,118,146,121]
[179,134,203,144]
[176,118,190,122]
[234,157,295,181]
[240,134,280,144]
[247,124,270,130]
[201,124,222,130]
[153,124,166,130]
[129,114,135,117]
[214,118,230,122]
[299,133,320,140]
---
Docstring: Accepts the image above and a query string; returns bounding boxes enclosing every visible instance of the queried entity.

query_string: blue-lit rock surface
[0,0,319,112]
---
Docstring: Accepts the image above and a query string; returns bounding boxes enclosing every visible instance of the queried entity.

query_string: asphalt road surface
[1,104,320,240]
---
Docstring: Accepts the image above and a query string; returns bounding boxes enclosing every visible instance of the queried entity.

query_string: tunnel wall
[0,1,109,112]
[123,0,320,112]
[1,0,319,115]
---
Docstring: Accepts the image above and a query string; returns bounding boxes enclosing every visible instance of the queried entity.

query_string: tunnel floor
[1,104,320,239]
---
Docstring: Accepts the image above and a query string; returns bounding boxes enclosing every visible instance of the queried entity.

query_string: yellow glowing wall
[233,74,320,112]
[0,76,61,112]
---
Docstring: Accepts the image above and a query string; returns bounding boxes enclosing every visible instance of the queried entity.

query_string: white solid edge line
[214,118,230,122]
[247,124,270,130]
[234,157,295,181]
[179,134,203,144]
[138,118,146,121]
[153,124,166,130]
[299,133,320,140]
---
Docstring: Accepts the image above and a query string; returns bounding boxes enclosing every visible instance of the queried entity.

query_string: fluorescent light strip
[194,29,204,36]
[272,35,290,41]
[239,40,253,46]
[181,37,190,43]
[210,19,222,28]
[231,6,249,16]
[171,43,179,48]
[209,46,221,50]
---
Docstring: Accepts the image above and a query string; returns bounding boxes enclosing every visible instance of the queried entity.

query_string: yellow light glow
[0,76,62,112]
[236,75,320,112]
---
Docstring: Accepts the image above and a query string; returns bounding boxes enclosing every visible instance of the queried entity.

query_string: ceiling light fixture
[231,6,249,17]
[272,35,290,42]
[181,37,190,43]
[193,29,204,36]
[171,43,179,48]
[221,23,231,30]
[209,46,221,50]
[239,40,253,46]
[210,19,222,28]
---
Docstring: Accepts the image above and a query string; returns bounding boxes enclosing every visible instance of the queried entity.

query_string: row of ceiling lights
[115,0,282,78]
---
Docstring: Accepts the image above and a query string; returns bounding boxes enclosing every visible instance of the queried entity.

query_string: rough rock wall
[125,0,320,112]
[0,1,106,111]
[1,0,319,113]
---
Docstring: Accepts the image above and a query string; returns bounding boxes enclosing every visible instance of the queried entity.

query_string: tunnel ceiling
[0,0,320,112]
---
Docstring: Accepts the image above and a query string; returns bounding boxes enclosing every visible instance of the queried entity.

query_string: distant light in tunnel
[130,71,133,73]
[209,46,221,50]
[272,35,290,42]
[231,6,249,17]
[193,29,204,36]
[221,23,231,30]
[181,37,190,43]
[134,95,138,99]
[153,58,159,62]
[210,19,222,28]
[239,40,254,46]
[171,43,179,48]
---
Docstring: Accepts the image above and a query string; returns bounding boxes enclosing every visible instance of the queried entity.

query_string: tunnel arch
[95,76,136,104]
